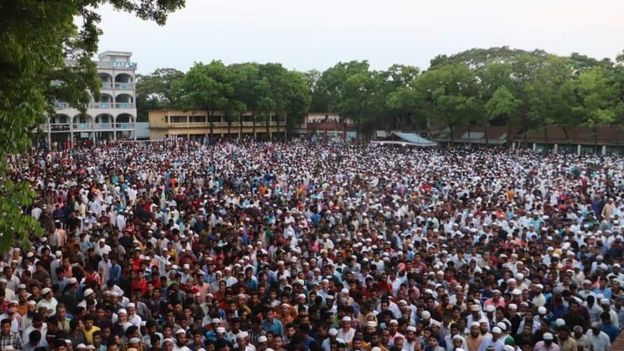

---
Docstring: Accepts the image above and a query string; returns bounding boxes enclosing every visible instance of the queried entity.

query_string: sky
[97,0,624,75]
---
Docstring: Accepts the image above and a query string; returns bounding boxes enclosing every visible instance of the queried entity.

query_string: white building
[43,51,137,148]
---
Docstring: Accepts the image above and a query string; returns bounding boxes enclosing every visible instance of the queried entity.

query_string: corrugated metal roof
[392,132,437,146]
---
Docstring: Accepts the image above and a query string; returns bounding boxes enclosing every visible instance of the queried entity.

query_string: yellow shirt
[84,325,101,344]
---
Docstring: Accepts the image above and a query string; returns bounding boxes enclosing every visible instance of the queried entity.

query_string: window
[207,115,223,123]
[189,115,206,123]
[169,115,187,123]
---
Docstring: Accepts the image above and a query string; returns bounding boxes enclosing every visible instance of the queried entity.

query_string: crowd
[2,140,624,351]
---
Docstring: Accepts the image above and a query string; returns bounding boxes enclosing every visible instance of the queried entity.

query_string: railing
[49,123,71,131]
[87,102,135,109]
[97,61,137,69]
[115,123,135,129]
[101,82,135,90]
[73,123,93,130]
[55,102,70,109]
[114,103,135,109]
[95,123,113,129]
[164,121,283,128]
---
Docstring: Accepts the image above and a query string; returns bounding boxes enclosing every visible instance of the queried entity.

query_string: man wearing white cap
[174,328,191,351]
[236,331,254,351]
[36,287,58,317]
[95,238,111,257]
[532,284,546,307]
[321,328,338,351]
[599,298,619,329]
[533,332,559,351]
[465,322,483,351]
[477,326,505,351]
[337,316,355,344]
[126,303,142,328]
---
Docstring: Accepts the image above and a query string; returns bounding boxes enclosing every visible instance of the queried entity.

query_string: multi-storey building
[42,51,137,148]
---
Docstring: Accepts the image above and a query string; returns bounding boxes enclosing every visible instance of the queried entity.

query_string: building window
[189,115,206,123]
[207,115,223,123]
[169,115,187,123]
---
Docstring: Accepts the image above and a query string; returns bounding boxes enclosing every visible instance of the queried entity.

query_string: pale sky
[97,0,624,75]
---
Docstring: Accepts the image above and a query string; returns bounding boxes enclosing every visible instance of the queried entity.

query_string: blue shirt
[601,324,618,342]
[262,318,283,336]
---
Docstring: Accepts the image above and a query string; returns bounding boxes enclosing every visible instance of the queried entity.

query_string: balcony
[88,102,135,109]
[49,123,71,132]
[73,123,93,130]
[97,61,137,69]
[95,123,114,129]
[101,82,135,90]
[115,122,135,129]
[55,102,70,109]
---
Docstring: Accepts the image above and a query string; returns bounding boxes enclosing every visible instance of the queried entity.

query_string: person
[4,141,624,351]
[585,322,611,351]
[554,327,575,351]
[22,329,47,351]
[1,318,22,350]
[571,326,590,351]
[599,312,618,342]
[532,333,559,351]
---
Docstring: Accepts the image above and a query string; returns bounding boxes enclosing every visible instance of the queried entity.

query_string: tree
[412,64,481,143]
[485,86,520,143]
[177,61,233,138]
[525,56,576,143]
[381,64,421,131]
[572,66,618,148]
[0,0,184,251]
[135,68,184,121]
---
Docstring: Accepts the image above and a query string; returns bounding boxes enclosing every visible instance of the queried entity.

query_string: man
[533,333,559,351]
[22,329,47,351]
[337,316,355,345]
[0,303,21,333]
[571,326,589,351]
[262,310,283,337]
[585,322,610,351]
[465,322,483,351]
[236,331,255,351]
[555,327,576,351]
[36,288,58,317]
[321,328,339,351]
[174,329,191,351]
[0,318,22,350]
[55,304,71,333]
[477,327,504,351]
[21,313,46,346]
[599,312,618,342]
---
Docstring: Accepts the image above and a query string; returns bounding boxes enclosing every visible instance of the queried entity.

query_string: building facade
[148,110,287,140]
[42,51,137,149]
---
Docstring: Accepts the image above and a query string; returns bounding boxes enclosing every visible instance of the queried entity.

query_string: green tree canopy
[0,0,184,251]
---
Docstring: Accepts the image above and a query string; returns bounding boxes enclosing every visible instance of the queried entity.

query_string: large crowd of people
[2,140,624,351]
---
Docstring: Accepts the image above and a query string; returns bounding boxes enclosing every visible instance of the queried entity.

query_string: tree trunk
[594,125,599,153]
[252,115,256,138]
[276,113,281,139]
[485,124,489,145]
[449,124,455,144]
[208,110,214,138]
[239,114,244,139]
[266,115,270,138]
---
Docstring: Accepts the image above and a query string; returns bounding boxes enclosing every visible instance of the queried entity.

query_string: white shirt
[584,330,610,351]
